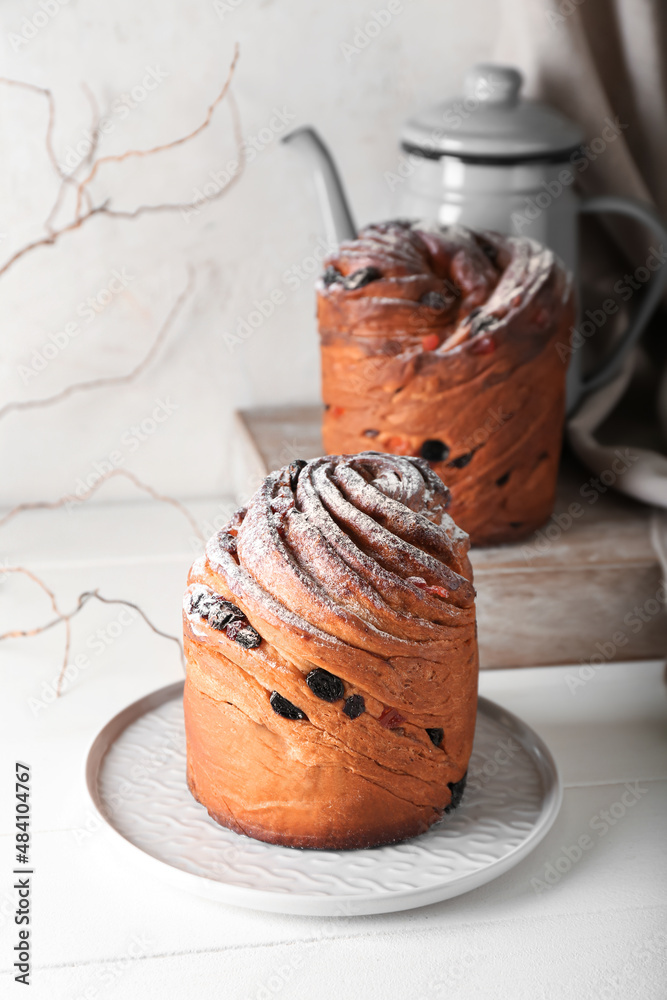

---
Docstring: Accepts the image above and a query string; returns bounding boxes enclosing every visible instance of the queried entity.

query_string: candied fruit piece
[379,707,405,729]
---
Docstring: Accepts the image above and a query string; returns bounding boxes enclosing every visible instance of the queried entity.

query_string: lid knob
[463,64,523,108]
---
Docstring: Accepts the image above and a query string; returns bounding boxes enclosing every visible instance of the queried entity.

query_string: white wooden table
[1,499,666,1000]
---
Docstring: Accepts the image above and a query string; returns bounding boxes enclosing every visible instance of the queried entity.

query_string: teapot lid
[401,64,584,163]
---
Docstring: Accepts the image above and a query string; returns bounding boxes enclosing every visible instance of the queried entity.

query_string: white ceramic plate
[85,682,561,916]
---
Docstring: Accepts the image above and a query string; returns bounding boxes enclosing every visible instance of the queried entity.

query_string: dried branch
[0,202,108,280]
[0,57,244,698]
[0,269,194,422]
[2,566,61,619]
[79,591,184,666]
[0,77,63,179]
[74,44,240,218]
[98,87,246,221]
[0,47,242,282]
[0,567,184,696]
[43,82,100,235]
[0,566,73,694]
[0,466,204,541]
[80,82,102,170]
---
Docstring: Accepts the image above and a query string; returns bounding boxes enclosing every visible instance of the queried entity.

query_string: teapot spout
[282,127,356,246]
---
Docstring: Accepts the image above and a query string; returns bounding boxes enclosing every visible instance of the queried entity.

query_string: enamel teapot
[283,64,667,413]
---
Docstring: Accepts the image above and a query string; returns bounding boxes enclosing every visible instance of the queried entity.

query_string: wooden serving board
[231,405,667,668]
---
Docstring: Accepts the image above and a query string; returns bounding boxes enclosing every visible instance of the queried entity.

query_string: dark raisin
[448,452,474,469]
[288,459,307,491]
[208,600,244,630]
[509,521,524,529]
[466,307,482,323]
[363,429,380,438]
[323,266,341,286]
[426,727,444,747]
[419,291,447,310]
[343,694,365,719]
[306,667,344,702]
[270,691,308,720]
[343,266,382,290]
[445,771,467,812]
[480,241,498,263]
[496,471,511,486]
[420,439,450,463]
[226,619,262,648]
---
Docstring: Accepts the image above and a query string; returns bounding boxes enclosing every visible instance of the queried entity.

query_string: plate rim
[84,681,562,916]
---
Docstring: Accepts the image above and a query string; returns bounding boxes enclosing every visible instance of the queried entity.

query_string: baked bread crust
[184,452,478,850]
[318,222,574,546]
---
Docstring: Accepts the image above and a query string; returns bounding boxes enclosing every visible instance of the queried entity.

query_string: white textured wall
[0,0,502,505]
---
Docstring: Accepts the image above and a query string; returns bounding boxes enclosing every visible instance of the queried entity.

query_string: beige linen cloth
[495,0,667,565]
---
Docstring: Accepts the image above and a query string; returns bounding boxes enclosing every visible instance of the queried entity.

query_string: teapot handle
[576,196,667,396]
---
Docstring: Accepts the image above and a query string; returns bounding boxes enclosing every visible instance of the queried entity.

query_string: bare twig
[80,82,102,170]
[79,590,184,667]
[74,44,240,218]
[0,566,73,694]
[0,568,185,695]
[2,566,61,619]
[0,77,64,180]
[43,82,100,235]
[0,465,205,542]
[0,202,108,280]
[0,57,244,698]
[0,47,242,282]
[0,269,194,422]
[100,87,246,221]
